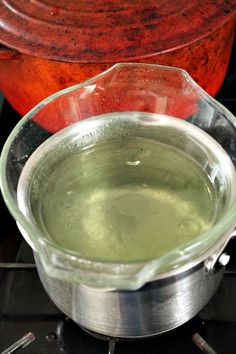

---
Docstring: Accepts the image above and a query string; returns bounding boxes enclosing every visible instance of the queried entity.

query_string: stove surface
[0,38,236,354]
[1,240,236,353]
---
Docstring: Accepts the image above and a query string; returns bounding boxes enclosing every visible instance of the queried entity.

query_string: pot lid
[0,0,235,63]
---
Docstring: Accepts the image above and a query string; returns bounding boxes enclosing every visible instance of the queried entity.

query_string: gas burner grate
[0,263,36,270]
[1,332,36,354]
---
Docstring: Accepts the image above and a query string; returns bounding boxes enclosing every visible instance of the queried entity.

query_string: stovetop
[0,39,236,353]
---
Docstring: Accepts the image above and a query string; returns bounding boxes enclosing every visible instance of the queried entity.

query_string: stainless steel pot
[34,244,231,338]
[2,64,236,338]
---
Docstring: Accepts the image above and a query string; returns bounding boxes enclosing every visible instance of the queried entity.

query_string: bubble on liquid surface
[178,218,201,236]
[126,160,141,166]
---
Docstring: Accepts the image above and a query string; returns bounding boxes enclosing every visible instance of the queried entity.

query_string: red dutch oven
[0,0,235,132]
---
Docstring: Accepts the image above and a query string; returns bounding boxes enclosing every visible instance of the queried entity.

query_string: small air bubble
[126,160,140,166]
[178,218,200,235]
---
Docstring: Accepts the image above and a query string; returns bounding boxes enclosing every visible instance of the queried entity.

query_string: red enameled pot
[0,0,235,132]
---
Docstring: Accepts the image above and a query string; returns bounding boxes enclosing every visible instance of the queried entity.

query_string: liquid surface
[31,138,217,262]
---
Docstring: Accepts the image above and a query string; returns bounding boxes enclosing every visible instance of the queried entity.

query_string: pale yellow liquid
[31,137,217,262]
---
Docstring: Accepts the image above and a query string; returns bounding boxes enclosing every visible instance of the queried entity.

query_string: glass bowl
[1,63,236,290]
